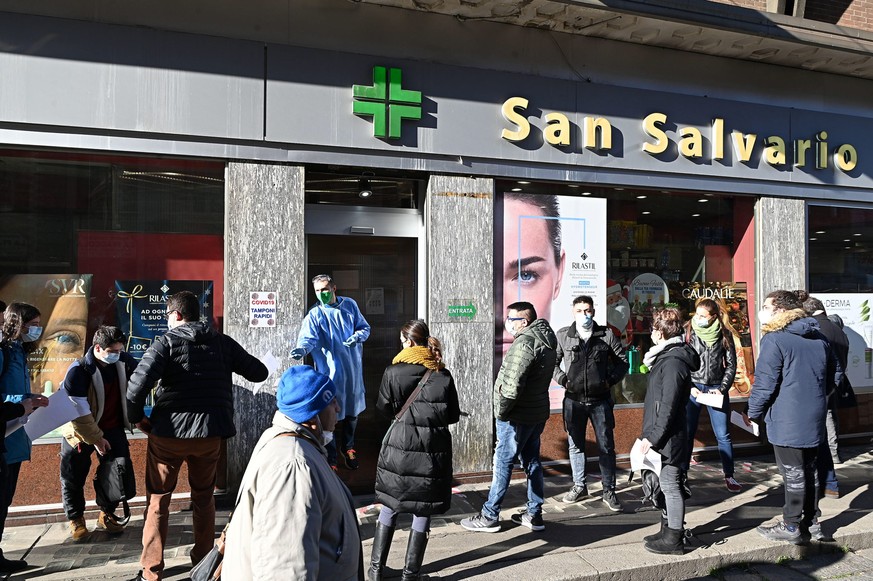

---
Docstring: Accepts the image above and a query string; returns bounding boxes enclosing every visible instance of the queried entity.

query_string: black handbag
[93,455,137,525]
[190,524,227,581]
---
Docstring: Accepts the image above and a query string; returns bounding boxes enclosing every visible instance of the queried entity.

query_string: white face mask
[758,309,773,325]
[97,349,121,365]
[575,314,594,330]
[694,316,712,328]
[21,325,43,342]
[505,319,521,337]
[322,431,334,445]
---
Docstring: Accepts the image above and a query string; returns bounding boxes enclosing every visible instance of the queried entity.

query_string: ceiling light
[615,188,625,191]
[582,192,592,196]
[844,239,851,242]
[636,195,647,199]
[358,177,373,198]
[568,185,580,188]
[854,233,862,236]
[518,181,530,185]
[698,199,709,203]
[815,230,826,234]
[809,237,817,241]
[511,187,522,192]
[642,211,651,215]
[845,246,852,249]
[692,213,701,217]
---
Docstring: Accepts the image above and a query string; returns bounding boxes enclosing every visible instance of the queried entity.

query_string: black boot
[368,522,395,581]
[644,526,684,555]
[400,530,429,581]
[644,517,668,542]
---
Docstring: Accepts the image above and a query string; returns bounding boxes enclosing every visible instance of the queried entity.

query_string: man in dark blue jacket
[746,290,842,545]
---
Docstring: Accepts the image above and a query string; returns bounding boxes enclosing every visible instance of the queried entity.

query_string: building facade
[2,0,873,508]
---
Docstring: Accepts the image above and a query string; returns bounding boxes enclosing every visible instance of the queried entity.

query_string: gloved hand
[290,347,306,359]
[343,336,357,347]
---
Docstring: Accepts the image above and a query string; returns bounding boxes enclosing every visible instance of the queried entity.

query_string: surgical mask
[694,316,712,328]
[575,314,594,330]
[21,326,42,342]
[758,309,773,326]
[317,290,334,305]
[98,350,121,365]
[322,431,334,445]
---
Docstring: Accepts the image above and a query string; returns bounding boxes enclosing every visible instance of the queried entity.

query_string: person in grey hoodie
[224,365,362,581]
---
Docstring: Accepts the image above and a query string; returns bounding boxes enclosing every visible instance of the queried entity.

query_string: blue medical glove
[343,336,357,347]
[290,347,306,359]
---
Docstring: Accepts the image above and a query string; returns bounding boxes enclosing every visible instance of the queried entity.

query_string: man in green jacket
[461,301,557,533]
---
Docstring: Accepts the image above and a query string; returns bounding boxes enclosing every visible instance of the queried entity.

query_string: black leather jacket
[687,328,736,393]
[554,323,628,403]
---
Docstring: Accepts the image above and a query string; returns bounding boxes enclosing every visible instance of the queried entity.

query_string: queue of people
[0,284,856,579]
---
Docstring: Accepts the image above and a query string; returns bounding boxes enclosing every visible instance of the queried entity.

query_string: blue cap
[276,366,336,423]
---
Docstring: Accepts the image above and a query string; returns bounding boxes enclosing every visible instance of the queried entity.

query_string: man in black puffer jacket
[126,291,268,581]
[553,295,627,511]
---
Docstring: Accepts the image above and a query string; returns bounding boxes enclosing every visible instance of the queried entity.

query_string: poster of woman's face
[0,274,92,395]
[496,191,607,362]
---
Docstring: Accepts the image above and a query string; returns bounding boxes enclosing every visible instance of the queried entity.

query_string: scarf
[691,318,722,348]
[642,336,684,369]
[392,345,444,370]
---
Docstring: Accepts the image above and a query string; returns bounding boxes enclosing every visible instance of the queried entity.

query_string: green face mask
[317,290,334,305]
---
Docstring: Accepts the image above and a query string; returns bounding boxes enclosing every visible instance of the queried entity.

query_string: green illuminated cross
[353,66,422,139]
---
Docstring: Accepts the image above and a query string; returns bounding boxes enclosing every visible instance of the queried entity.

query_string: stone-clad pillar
[426,176,494,473]
[757,197,806,296]
[224,162,306,490]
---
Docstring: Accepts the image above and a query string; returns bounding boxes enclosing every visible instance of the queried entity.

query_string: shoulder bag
[381,369,434,446]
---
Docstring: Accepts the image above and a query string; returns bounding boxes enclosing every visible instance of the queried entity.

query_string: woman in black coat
[640,308,700,555]
[369,320,461,581]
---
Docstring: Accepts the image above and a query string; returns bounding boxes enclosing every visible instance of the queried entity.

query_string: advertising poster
[495,192,607,411]
[672,281,754,397]
[815,293,873,390]
[114,280,214,360]
[0,274,93,397]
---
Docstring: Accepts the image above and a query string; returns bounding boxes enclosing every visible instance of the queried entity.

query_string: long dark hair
[400,319,443,365]
[1,302,41,354]
[694,298,734,351]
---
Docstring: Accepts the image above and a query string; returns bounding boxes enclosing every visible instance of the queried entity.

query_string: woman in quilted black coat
[369,320,460,581]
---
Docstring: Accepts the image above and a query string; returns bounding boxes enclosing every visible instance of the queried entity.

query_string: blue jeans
[481,419,545,520]
[685,383,734,477]
[563,397,617,490]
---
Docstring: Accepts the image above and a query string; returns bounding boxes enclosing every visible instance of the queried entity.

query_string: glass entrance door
[306,234,418,492]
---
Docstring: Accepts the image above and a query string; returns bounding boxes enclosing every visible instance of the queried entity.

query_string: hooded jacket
[375,362,461,516]
[747,309,841,448]
[223,411,362,581]
[812,312,856,408]
[494,318,557,425]
[553,322,628,403]
[126,322,269,439]
[641,341,701,466]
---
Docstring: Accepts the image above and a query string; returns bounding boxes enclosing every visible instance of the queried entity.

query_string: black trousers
[0,458,22,556]
[60,427,130,520]
[773,445,819,528]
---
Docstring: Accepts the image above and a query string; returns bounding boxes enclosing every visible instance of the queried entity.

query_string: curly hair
[1,302,41,354]
[652,307,684,339]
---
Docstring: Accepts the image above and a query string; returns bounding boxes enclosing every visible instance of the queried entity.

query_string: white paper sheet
[630,438,662,474]
[22,390,84,441]
[730,410,760,436]
[695,391,724,408]
[252,351,281,394]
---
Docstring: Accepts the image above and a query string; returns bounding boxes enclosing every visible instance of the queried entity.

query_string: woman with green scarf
[369,320,461,581]
[684,298,740,493]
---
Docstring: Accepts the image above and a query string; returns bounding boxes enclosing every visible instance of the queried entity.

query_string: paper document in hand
[4,418,23,438]
[730,410,759,436]
[630,438,662,474]
[23,390,84,441]
[695,391,724,408]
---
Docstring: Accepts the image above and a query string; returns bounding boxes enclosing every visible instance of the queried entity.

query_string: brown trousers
[140,434,221,581]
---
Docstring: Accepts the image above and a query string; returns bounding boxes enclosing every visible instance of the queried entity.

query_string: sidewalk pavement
[2,445,872,580]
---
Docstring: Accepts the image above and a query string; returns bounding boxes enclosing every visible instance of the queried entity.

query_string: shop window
[495,182,755,409]
[808,204,873,392]
[0,149,224,412]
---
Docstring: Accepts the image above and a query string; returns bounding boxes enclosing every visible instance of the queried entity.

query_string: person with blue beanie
[224,365,363,581]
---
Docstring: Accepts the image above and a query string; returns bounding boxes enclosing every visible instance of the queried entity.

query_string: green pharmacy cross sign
[353,66,422,139]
